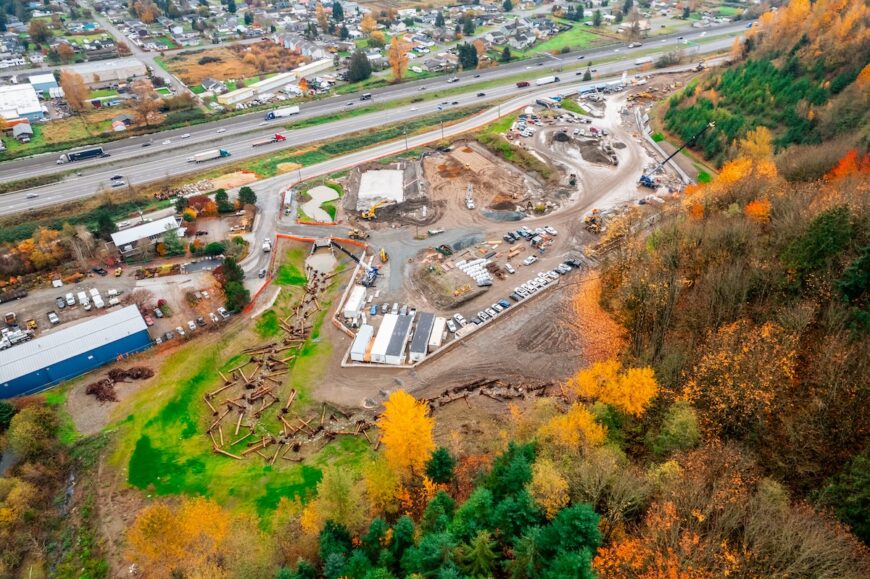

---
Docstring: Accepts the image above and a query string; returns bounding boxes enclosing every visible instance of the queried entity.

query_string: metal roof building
[409,313,435,363]
[0,305,151,397]
[385,315,414,366]
[370,314,398,364]
[111,216,181,255]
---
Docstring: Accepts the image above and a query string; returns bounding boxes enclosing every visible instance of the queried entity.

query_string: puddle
[306,250,337,274]
[301,185,339,223]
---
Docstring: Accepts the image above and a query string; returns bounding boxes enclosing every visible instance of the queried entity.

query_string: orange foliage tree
[744,198,771,223]
[387,36,410,82]
[377,390,435,476]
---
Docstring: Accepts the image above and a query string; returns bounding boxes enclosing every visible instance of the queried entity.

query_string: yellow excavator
[361,200,389,220]
[379,248,389,263]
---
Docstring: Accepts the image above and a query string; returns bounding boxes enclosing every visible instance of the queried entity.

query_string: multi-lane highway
[0,26,746,216]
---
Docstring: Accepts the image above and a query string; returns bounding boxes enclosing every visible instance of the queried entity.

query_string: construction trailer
[384,315,414,366]
[343,285,367,321]
[370,314,398,364]
[409,313,436,363]
[350,324,375,362]
[428,317,447,350]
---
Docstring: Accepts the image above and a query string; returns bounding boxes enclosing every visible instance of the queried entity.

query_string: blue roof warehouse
[0,305,152,398]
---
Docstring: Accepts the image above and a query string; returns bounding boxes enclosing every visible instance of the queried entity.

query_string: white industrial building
[350,324,374,362]
[356,169,405,211]
[0,84,44,121]
[111,216,182,256]
[409,312,435,363]
[62,57,148,87]
[343,285,367,321]
[217,58,333,105]
[370,314,413,365]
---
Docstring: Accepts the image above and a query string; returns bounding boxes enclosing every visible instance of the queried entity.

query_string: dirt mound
[86,367,156,403]
[612,141,627,149]
[553,132,571,142]
[86,379,117,402]
[576,140,612,164]
[437,161,465,178]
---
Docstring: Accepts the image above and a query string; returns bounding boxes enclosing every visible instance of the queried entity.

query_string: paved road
[0,21,748,183]
[0,36,740,217]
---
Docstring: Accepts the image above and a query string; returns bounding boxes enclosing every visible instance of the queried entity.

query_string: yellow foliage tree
[537,403,606,452]
[387,36,411,82]
[302,466,366,535]
[362,456,403,517]
[571,360,659,416]
[377,390,435,476]
[360,13,377,35]
[744,198,771,223]
[739,126,774,160]
[528,459,570,519]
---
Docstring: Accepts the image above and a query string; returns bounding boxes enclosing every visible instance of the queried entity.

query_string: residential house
[12,122,34,143]
[201,77,227,93]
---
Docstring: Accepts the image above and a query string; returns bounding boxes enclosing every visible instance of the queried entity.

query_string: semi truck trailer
[57,146,108,164]
[264,106,300,120]
[187,149,232,163]
[252,133,287,147]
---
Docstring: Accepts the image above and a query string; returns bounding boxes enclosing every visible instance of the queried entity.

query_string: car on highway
[181,133,191,139]
[110,175,124,181]
[216,128,226,133]
[410,106,417,111]
[577,55,585,60]
[451,100,459,105]
[162,139,171,145]
[26,193,39,198]
[536,62,544,66]
[141,142,152,147]
[346,101,354,106]
[628,42,642,48]
[258,268,267,278]
[446,77,459,83]
[476,92,486,97]
[522,255,538,266]
[474,74,481,78]
[111,179,126,187]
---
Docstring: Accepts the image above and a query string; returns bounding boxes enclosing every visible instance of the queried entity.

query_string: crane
[640,121,715,188]
[330,240,379,286]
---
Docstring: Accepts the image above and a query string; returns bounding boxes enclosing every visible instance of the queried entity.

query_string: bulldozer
[361,200,390,220]
[379,248,389,263]
[348,228,369,240]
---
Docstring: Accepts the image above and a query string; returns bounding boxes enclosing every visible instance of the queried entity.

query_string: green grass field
[526,23,602,55]
[113,246,369,518]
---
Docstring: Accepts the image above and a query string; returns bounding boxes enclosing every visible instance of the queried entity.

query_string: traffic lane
[0,21,747,177]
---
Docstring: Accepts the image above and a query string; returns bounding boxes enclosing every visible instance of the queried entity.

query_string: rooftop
[111,216,181,248]
[0,83,42,119]
[386,314,414,357]
[0,305,148,385]
[410,312,435,354]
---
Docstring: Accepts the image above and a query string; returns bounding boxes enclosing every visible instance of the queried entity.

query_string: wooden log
[224,399,246,409]
[213,446,243,460]
[238,368,249,384]
[203,396,217,414]
[255,450,269,460]
[218,370,230,384]
[281,456,304,462]
[209,430,218,447]
[270,443,285,466]
[218,425,224,447]
[235,411,245,436]
[320,404,326,426]
[362,429,373,443]
[284,389,297,411]
[208,408,230,432]
[254,397,278,417]
[230,431,253,446]
[207,382,236,399]
[281,354,296,363]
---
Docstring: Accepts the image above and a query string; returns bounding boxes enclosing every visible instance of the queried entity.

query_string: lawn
[113,246,370,518]
[89,88,118,99]
[525,23,603,55]
[560,99,589,116]
[155,87,172,96]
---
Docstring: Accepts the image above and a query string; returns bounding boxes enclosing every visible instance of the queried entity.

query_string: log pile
[205,264,378,463]
[85,366,156,403]
[424,378,554,409]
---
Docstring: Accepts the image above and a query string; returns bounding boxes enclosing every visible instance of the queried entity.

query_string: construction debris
[85,366,155,403]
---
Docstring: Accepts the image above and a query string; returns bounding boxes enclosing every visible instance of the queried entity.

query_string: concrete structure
[62,57,147,87]
[29,72,58,93]
[356,169,404,211]
[350,324,374,362]
[0,305,151,397]
[343,284,367,321]
[0,84,43,121]
[110,216,182,256]
[409,312,435,363]
[217,58,333,105]
[428,316,447,350]
[385,315,414,366]
[370,313,398,364]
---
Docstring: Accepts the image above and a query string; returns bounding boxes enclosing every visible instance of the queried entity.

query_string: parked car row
[503,224,558,246]
[153,308,231,344]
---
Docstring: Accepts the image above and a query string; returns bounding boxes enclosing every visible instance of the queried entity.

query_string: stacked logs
[423,378,554,409]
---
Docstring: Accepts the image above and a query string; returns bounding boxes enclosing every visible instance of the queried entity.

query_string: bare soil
[211,170,259,190]
[163,43,306,85]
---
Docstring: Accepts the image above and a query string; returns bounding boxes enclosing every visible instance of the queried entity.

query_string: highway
[0,31,743,217]
[0,21,748,181]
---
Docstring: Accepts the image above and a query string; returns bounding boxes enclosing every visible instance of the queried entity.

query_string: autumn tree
[571,360,659,416]
[301,466,366,535]
[360,13,377,35]
[6,403,58,459]
[362,457,403,517]
[369,30,385,48]
[130,79,165,126]
[315,2,328,31]
[377,390,435,476]
[537,403,606,454]
[28,19,51,44]
[56,43,75,63]
[387,36,410,82]
[60,70,89,112]
[528,459,569,519]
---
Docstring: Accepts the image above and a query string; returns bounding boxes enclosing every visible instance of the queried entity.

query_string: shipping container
[429,317,447,350]
[350,324,374,362]
[343,285,367,320]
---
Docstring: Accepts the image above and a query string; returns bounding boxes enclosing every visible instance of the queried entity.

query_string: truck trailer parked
[57,146,108,164]
[252,133,287,147]
[264,106,300,120]
[187,149,231,163]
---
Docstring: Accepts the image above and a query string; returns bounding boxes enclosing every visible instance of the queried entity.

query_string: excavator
[360,200,390,220]
[379,248,389,263]
[639,121,715,188]
[348,228,369,240]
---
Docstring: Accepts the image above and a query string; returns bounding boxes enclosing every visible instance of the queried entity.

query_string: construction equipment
[435,244,454,257]
[330,240,380,287]
[25,319,37,331]
[4,312,16,326]
[361,200,389,220]
[379,248,389,263]
[640,121,715,188]
[348,228,369,240]
[584,209,603,234]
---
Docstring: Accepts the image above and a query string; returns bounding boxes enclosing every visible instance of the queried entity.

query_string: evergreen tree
[214,188,233,213]
[227,0,236,13]
[435,11,445,27]
[503,0,513,12]
[462,16,475,36]
[583,67,592,80]
[501,46,512,62]
[238,186,257,206]
[348,49,373,82]
[683,5,690,18]
[332,0,344,21]
[457,42,478,69]
[593,9,602,27]
[339,24,349,39]
[425,447,456,483]
[94,209,118,241]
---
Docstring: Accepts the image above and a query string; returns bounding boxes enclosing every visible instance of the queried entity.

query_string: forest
[664,0,869,165]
